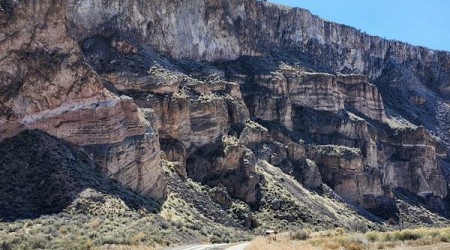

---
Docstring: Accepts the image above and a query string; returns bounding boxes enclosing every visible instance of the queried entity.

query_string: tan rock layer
[337,74,386,122]
[248,69,386,128]
[132,84,249,149]
[0,0,166,199]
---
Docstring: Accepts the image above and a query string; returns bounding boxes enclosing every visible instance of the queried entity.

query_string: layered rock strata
[65,0,450,150]
[104,68,257,202]
[337,74,386,122]
[0,0,166,198]
[1,0,449,222]
[230,62,447,207]
[65,0,450,95]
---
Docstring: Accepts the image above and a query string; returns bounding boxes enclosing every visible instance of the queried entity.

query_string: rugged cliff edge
[65,0,450,90]
[2,0,450,244]
[0,0,166,199]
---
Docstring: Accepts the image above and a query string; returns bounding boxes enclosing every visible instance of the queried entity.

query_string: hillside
[1,0,450,248]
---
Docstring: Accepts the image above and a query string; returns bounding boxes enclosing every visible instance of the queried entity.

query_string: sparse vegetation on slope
[0,131,250,249]
[247,227,450,250]
[251,161,383,232]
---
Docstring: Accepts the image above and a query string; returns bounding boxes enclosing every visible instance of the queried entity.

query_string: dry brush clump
[246,227,450,250]
[246,235,316,250]
[289,228,311,240]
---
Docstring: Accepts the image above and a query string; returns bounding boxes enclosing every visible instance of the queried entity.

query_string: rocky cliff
[64,0,450,93]
[0,0,166,199]
[65,0,450,144]
[1,0,450,230]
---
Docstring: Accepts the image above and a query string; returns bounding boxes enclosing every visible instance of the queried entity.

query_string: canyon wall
[65,0,450,142]
[0,0,166,199]
[1,0,450,218]
[65,0,450,94]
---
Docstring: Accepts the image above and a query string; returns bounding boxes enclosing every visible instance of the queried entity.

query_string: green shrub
[365,231,379,242]
[290,229,311,240]
[29,235,48,249]
[382,230,422,242]
[383,232,392,241]
[210,235,222,244]
[396,230,421,241]
[160,221,170,229]
[335,227,345,236]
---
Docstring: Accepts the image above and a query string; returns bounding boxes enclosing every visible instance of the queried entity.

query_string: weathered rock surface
[2,0,450,227]
[185,138,260,203]
[0,0,166,198]
[244,67,386,127]
[65,0,450,96]
[129,78,249,149]
[337,74,386,122]
[64,0,450,147]
[383,127,447,198]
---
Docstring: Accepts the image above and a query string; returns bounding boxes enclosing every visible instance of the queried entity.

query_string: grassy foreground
[246,227,450,250]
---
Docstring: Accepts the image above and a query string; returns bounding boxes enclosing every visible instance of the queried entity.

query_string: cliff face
[65,0,450,143]
[65,0,450,92]
[1,0,450,225]
[0,0,166,199]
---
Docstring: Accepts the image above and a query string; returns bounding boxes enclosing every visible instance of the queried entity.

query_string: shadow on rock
[0,130,164,222]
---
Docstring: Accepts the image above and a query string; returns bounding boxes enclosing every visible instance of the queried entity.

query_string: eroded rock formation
[0,0,166,199]
[1,0,450,223]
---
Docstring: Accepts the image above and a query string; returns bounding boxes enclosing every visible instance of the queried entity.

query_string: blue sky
[270,0,450,52]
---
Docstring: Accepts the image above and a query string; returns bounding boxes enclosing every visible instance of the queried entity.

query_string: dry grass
[99,245,162,250]
[246,236,317,250]
[246,227,450,250]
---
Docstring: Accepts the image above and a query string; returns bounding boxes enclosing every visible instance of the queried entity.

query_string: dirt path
[224,242,250,250]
